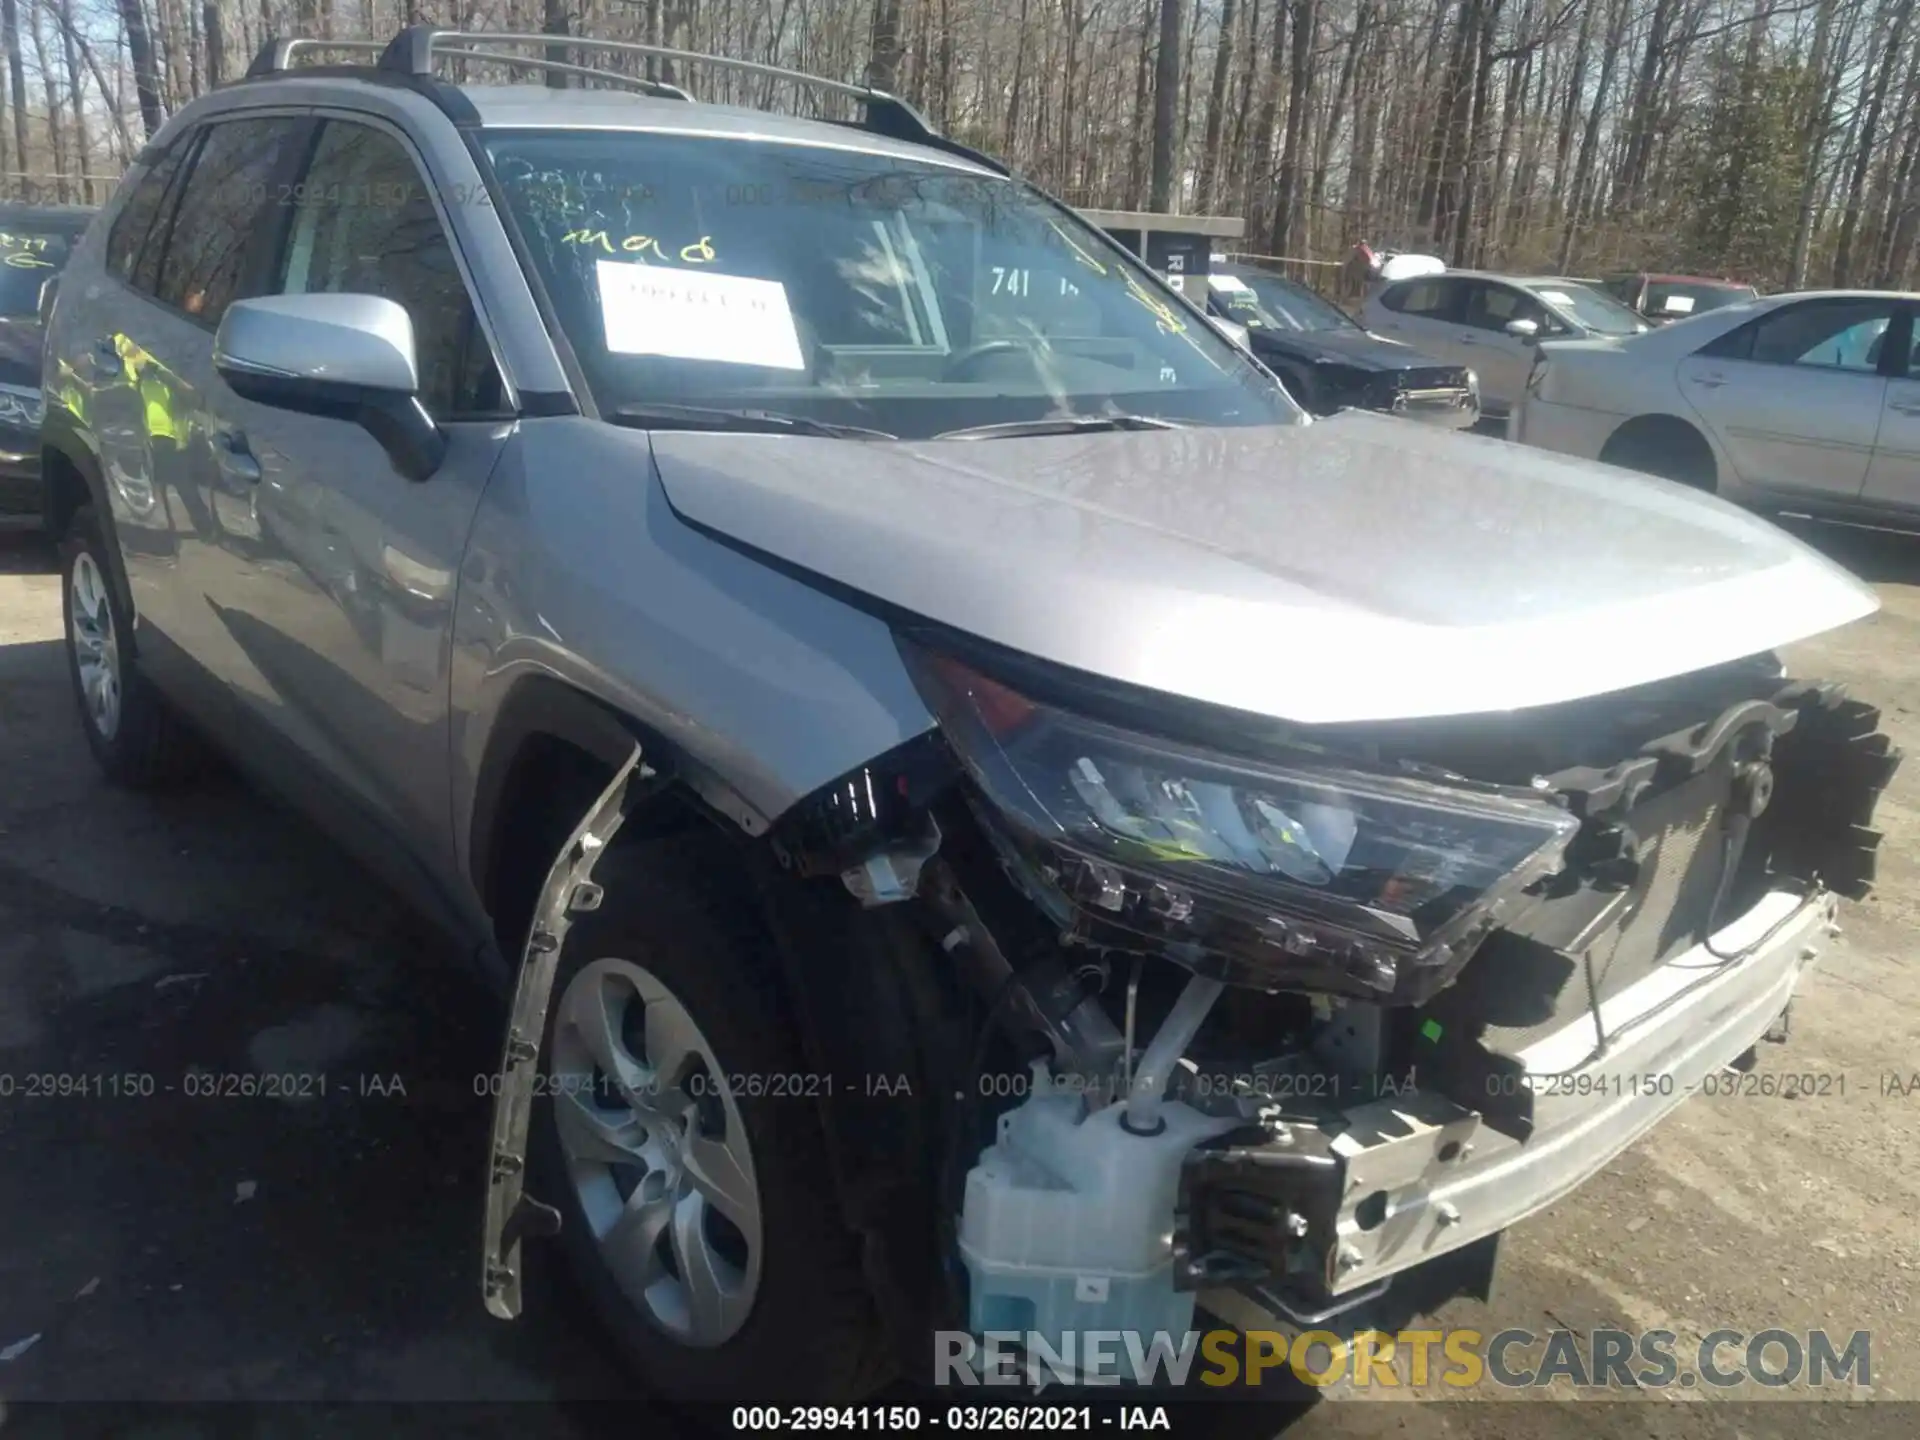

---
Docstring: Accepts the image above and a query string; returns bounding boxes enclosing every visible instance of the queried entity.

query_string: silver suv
[43,25,1901,1403]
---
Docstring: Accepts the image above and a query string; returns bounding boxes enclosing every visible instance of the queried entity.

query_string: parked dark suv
[0,200,93,527]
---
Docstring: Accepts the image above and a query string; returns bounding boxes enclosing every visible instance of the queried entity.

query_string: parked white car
[1511,289,1920,518]
[1359,270,1649,417]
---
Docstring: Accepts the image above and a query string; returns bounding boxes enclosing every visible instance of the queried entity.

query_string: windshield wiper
[607,403,895,440]
[932,414,1185,440]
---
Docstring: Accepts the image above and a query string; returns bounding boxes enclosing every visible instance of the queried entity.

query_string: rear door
[1861,305,1920,512]
[1676,295,1898,502]
[1366,275,1467,369]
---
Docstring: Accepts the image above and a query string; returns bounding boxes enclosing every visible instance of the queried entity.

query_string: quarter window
[272,120,503,418]
[155,117,305,325]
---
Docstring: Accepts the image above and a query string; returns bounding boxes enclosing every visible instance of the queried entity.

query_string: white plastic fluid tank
[958,1061,1239,1373]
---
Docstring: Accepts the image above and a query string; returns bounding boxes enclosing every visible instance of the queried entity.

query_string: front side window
[482,130,1297,439]
[1707,299,1899,373]
[1462,282,1551,334]
[155,116,305,326]
[273,120,502,418]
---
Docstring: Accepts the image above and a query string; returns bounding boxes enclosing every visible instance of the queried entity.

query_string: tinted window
[1461,282,1551,334]
[1707,299,1897,373]
[156,117,304,325]
[482,130,1296,438]
[106,142,192,291]
[273,121,503,419]
[1381,278,1452,317]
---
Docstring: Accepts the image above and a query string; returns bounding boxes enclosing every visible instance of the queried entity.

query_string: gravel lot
[1,516,1916,1439]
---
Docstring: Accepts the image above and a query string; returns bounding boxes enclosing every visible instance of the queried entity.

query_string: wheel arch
[1600,411,1720,488]
[40,427,136,619]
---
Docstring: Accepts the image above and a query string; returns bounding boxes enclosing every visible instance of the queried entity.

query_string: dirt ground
[1,515,1916,1440]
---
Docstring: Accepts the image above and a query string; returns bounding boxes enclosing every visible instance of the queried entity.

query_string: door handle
[90,336,123,378]
[1891,400,1920,416]
[213,429,262,486]
[1691,373,1728,389]
[1456,335,1478,346]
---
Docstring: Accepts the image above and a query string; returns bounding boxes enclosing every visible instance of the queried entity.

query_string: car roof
[457,85,999,173]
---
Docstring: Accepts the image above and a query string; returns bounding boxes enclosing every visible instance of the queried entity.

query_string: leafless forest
[2,0,1917,290]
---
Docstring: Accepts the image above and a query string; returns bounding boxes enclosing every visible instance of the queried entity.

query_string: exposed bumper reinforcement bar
[1313,885,1836,1296]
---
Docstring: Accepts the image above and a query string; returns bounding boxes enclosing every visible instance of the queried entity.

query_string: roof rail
[241,26,1011,174]
[375,26,941,142]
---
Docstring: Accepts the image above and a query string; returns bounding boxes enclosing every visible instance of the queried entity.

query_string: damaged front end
[835,637,1899,1375]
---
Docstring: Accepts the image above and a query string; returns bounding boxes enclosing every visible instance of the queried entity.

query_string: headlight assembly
[904,644,1579,1005]
[0,382,44,430]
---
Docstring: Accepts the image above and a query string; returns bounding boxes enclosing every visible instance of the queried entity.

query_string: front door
[1678,295,1898,502]
[1861,308,1920,511]
[195,114,513,901]
[1455,280,1560,411]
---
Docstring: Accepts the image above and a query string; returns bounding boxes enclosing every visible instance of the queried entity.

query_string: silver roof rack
[243,25,1010,174]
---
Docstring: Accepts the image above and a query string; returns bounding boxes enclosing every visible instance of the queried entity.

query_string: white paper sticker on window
[1538,290,1574,307]
[1208,274,1251,293]
[1661,294,1696,314]
[596,260,805,370]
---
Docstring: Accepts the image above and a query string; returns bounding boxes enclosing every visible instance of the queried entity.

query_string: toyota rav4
[41,25,1900,1404]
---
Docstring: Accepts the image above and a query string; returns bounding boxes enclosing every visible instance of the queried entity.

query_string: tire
[60,504,204,787]
[528,838,889,1403]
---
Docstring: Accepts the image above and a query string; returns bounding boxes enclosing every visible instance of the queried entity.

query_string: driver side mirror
[214,293,447,482]
[1504,317,1541,343]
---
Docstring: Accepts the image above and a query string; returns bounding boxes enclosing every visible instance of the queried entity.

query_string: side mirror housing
[214,293,447,482]
[1504,317,1541,342]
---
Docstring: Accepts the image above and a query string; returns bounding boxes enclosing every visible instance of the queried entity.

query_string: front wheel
[528,840,889,1402]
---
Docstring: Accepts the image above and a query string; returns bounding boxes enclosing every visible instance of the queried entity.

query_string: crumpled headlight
[906,646,1578,1005]
[0,382,44,430]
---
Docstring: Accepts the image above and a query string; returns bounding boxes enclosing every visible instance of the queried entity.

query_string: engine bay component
[905,644,1580,1006]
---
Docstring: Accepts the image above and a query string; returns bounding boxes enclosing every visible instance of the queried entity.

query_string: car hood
[649,412,1877,725]
[1254,326,1444,372]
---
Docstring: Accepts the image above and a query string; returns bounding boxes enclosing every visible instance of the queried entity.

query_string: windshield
[482,131,1299,438]
[1642,280,1757,320]
[0,226,76,319]
[1532,281,1649,337]
[1208,270,1355,333]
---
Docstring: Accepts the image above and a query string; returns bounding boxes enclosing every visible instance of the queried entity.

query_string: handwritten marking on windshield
[562,230,718,263]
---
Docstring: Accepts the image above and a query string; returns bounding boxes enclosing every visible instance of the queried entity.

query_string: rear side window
[153,116,305,327]
[1380,278,1451,317]
[1702,298,1898,373]
[106,141,193,290]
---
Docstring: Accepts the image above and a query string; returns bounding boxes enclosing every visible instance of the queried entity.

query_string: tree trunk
[58,0,91,200]
[1268,0,1316,253]
[867,0,906,91]
[203,0,224,87]
[0,0,22,198]
[1834,0,1915,285]
[115,0,167,137]
[1147,0,1182,209]
[1194,0,1238,212]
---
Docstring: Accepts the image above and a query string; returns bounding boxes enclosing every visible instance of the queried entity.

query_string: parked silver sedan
[1358,269,1649,418]
[1512,289,1920,521]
